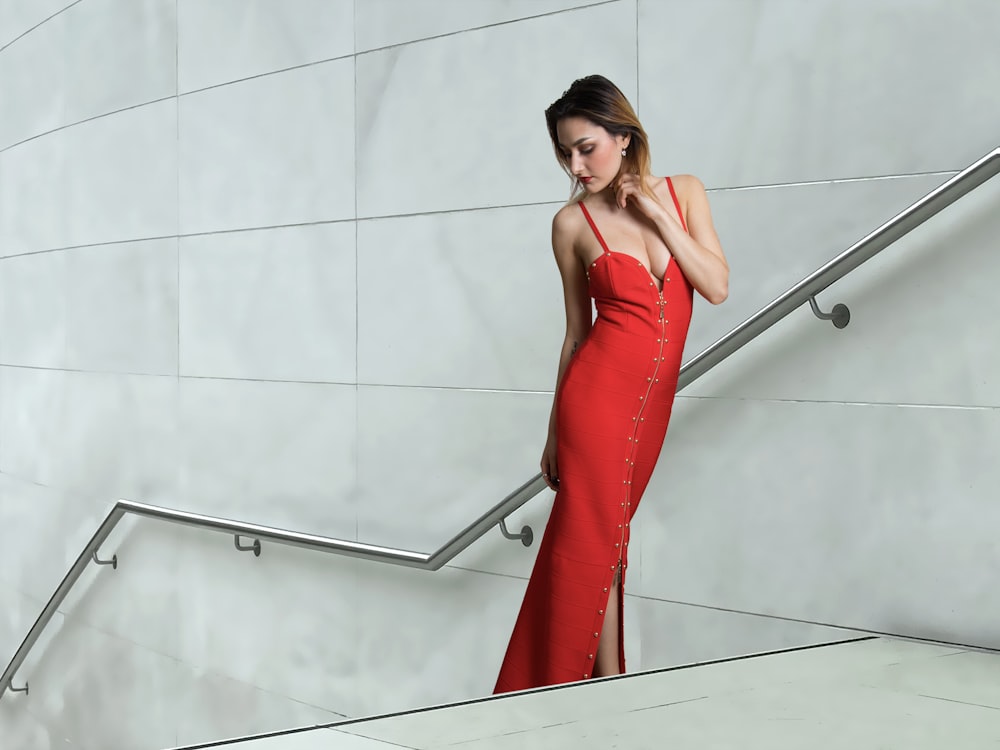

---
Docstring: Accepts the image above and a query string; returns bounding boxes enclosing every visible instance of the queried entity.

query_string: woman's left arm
[654,175,728,304]
[622,174,728,304]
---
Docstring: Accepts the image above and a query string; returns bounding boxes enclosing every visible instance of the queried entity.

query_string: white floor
[177,638,1000,749]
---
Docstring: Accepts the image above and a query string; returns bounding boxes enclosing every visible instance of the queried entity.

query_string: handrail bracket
[499,518,534,547]
[7,680,28,695]
[808,295,851,329]
[92,550,118,569]
[234,535,262,557]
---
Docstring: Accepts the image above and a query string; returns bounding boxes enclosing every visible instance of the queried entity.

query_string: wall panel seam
[0,0,83,54]
[353,0,622,57]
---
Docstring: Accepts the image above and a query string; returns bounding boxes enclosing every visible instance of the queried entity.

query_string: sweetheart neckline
[589,250,670,294]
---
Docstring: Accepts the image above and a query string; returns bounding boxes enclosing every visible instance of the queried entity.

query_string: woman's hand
[613,174,666,222]
[541,434,559,491]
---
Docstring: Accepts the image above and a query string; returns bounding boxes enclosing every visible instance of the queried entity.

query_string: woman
[494,75,729,694]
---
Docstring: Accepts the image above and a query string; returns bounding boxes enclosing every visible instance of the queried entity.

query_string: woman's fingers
[616,174,637,208]
[541,455,559,491]
[542,470,556,491]
[545,475,559,491]
[615,185,626,209]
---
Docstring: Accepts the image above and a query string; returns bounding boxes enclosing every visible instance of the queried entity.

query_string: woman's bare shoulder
[552,199,585,235]
[551,200,585,259]
[646,174,704,208]
[666,173,706,196]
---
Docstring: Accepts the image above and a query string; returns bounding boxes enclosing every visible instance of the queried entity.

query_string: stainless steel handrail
[1,476,547,699]
[2,146,997,701]
[681,147,999,385]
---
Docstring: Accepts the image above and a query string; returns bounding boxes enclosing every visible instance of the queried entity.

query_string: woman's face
[555,117,628,193]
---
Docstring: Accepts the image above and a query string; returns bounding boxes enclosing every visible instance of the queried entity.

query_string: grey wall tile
[180,223,355,383]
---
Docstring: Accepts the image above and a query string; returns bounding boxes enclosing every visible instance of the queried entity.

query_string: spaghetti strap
[578,201,611,255]
[665,176,687,232]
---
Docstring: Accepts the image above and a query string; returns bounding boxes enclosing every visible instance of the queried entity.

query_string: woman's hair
[544,75,659,204]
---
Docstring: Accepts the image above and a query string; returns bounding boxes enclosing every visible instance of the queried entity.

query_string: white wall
[0,1,998,748]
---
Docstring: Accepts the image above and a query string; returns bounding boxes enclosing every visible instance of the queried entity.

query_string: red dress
[494,177,694,693]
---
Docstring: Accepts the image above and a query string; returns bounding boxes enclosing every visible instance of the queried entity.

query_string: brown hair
[544,75,660,205]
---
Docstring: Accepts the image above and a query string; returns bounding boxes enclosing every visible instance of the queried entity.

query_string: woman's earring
[621,148,627,156]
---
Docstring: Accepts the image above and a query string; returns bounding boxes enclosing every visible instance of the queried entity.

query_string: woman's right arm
[541,206,592,490]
